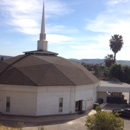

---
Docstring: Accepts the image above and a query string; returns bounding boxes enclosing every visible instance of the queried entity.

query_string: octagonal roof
[0,54,99,86]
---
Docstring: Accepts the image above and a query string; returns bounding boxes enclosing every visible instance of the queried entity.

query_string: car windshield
[121,108,130,111]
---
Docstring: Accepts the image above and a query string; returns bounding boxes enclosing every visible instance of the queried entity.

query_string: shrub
[85,111,124,130]
[95,105,101,112]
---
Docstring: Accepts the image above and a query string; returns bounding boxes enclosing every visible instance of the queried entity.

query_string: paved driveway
[0,112,88,130]
[23,104,130,130]
[22,114,87,130]
[103,104,130,130]
[1,104,130,130]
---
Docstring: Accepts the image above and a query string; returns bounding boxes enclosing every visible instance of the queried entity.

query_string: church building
[0,2,100,116]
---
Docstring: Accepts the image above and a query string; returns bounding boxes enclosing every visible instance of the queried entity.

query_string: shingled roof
[0,55,99,86]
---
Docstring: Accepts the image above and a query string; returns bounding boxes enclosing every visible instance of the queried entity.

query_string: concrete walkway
[0,110,94,130]
[22,109,97,130]
[3,103,129,130]
[0,112,91,123]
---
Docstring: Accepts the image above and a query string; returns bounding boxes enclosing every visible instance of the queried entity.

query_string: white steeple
[37,1,48,51]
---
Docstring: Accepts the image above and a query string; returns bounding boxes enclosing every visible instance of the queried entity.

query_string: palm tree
[109,34,124,62]
[104,54,114,67]
[105,54,114,60]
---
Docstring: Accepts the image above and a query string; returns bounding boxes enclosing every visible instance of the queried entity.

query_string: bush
[15,122,24,130]
[85,111,124,130]
[95,105,101,112]
[0,124,15,130]
[38,126,44,130]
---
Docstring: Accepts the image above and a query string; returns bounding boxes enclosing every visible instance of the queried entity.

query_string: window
[59,98,63,112]
[6,97,10,112]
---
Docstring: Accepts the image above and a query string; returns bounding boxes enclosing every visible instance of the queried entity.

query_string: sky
[0,0,130,60]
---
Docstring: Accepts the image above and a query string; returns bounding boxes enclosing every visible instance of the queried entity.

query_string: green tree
[109,34,124,62]
[81,63,93,71]
[104,54,114,67]
[122,66,130,83]
[104,67,111,79]
[109,64,130,83]
[94,64,105,79]
[109,64,122,81]
[81,63,105,79]
[85,111,124,130]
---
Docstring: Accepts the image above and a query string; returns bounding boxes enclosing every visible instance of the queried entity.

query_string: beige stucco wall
[0,81,99,116]
[97,91,108,103]
[75,84,97,110]
[36,91,72,115]
[0,85,37,116]
[36,86,75,116]
[36,83,98,116]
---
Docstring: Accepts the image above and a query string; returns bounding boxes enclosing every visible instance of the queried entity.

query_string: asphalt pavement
[0,104,130,130]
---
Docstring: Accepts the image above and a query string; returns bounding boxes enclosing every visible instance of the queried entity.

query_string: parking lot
[23,104,130,130]
[103,104,130,130]
[1,103,130,130]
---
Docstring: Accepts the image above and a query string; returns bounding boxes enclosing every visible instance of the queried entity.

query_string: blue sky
[0,0,130,60]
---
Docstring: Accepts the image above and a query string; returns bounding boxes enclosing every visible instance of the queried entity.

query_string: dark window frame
[6,97,10,112]
[59,98,63,112]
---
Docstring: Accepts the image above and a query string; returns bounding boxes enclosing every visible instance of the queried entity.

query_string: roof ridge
[37,64,53,86]
[80,69,95,84]
[35,55,59,64]
[0,55,28,77]
[0,67,14,84]
[68,60,99,84]
[16,68,37,86]
[54,64,76,86]
[84,68,99,84]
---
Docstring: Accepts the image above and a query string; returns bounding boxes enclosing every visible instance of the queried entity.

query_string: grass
[0,123,45,130]
[0,122,24,130]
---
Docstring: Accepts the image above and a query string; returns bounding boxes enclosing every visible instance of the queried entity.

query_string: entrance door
[75,100,82,112]
[87,98,93,109]
[82,100,86,111]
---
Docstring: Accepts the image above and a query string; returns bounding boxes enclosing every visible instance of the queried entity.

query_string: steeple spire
[41,1,45,34]
[37,1,48,51]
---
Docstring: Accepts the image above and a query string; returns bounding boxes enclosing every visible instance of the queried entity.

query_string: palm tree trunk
[114,53,116,63]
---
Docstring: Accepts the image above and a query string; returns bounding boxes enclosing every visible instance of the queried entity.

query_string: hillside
[0,55,12,59]
[70,58,130,66]
[1,55,130,66]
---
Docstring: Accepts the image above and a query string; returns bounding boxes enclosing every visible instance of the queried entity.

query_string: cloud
[0,0,74,35]
[46,24,78,34]
[45,0,74,17]
[70,34,111,59]
[29,34,74,44]
[47,34,74,44]
[78,33,130,60]
[85,0,130,34]
[107,0,129,5]
[83,0,130,60]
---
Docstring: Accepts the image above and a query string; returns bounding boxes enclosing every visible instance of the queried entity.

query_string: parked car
[113,108,130,117]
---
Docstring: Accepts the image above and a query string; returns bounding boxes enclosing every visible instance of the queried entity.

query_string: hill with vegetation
[69,58,130,66]
[1,55,130,66]
[0,55,12,60]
